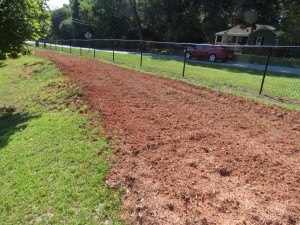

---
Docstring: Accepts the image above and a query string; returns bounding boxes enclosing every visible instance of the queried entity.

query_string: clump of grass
[0,105,16,118]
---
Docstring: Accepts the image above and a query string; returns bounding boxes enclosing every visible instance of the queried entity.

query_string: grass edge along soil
[0,55,123,225]
[33,46,300,111]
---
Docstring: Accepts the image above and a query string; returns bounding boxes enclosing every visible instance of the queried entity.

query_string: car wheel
[185,51,191,59]
[209,53,216,62]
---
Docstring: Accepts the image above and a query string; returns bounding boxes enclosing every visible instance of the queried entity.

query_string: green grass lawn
[185,61,300,101]
[0,56,122,224]
[36,43,300,110]
[233,53,300,69]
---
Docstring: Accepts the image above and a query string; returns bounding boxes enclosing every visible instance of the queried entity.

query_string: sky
[48,0,69,10]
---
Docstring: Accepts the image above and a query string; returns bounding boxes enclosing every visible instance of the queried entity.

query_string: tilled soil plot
[35,50,300,225]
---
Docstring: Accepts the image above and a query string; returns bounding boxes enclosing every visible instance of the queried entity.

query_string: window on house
[256,37,263,46]
[232,36,237,43]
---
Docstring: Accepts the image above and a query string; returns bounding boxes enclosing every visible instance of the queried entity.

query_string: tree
[50,6,71,39]
[138,0,204,42]
[202,1,233,42]
[0,0,50,55]
[71,0,83,38]
[59,19,74,39]
[88,0,133,39]
[47,0,292,45]
[278,0,300,44]
[128,0,143,40]
[232,0,281,31]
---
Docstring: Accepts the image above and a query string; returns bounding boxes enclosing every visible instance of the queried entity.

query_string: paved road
[28,41,300,75]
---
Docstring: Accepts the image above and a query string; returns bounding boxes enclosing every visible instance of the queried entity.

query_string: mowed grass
[0,56,122,224]
[37,43,300,109]
[185,61,300,101]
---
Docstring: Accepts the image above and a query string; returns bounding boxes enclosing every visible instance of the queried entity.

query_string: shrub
[0,52,7,60]
[8,51,20,59]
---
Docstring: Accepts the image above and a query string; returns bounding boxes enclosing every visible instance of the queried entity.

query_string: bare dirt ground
[35,50,300,225]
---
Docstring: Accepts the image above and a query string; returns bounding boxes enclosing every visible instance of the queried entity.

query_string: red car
[184,44,234,62]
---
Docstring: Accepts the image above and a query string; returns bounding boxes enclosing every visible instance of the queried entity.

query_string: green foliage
[278,0,300,45]
[90,0,133,39]
[50,6,71,39]
[0,45,32,59]
[139,0,204,42]
[71,0,82,38]
[0,0,51,56]
[59,19,74,39]
[0,52,7,60]
[48,0,299,45]
[7,51,19,59]
[50,1,93,40]
[232,0,281,27]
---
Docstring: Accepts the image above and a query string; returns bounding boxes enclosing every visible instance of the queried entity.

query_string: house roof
[215,24,276,36]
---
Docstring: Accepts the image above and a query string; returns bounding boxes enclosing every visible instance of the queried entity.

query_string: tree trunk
[129,0,143,40]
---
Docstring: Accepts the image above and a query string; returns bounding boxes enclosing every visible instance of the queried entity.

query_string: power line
[53,14,93,26]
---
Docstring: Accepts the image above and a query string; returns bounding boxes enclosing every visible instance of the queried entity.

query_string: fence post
[94,40,96,58]
[50,41,51,50]
[140,40,144,67]
[55,40,57,50]
[182,44,188,77]
[69,40,72,53]
[62,40,64,52]
[259,46,272,95]
[113,40,115,62]
[80,40,82,56]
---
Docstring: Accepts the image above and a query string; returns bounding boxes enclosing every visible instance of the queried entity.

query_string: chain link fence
[36,39,300,105]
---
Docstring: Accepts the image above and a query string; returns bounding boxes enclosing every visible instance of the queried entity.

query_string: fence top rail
[43,39,300,48]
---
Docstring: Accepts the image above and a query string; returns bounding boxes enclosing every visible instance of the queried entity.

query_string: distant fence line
[34,39,300,106]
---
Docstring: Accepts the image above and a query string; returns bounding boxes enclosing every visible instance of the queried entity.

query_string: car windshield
[196,45,211,49]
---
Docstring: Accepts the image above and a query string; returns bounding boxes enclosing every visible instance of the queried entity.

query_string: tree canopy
[278,0,300,45]
[49,0,299,45]
[0,0,50,55]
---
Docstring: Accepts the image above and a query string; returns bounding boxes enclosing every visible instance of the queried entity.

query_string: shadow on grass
[0,107,39,149]
[0,61,6,68]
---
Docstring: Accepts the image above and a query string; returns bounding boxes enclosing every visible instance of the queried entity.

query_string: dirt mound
[35,50,300,225]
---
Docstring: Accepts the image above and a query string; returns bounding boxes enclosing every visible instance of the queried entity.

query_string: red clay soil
[35,50,300,225]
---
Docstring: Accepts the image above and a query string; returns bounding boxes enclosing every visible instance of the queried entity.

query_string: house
[215,24,277,46]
